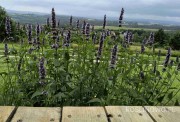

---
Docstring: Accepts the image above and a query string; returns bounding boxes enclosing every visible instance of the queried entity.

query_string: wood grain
[144,106,180,122]
[105,106,154,122]
[62,107,108,122]
[0,106,15,122]
[11,107,61,122]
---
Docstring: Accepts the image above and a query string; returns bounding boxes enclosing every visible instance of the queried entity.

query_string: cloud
[0,0,180,23]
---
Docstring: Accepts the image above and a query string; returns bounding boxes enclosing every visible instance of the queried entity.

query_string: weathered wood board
[11,107,61,122]
[105,106,154,122]
[144,106,180,122]
[0,106,15,122]
[62,107,108,122]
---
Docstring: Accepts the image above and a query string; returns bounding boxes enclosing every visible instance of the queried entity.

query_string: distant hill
[6,10,180,31]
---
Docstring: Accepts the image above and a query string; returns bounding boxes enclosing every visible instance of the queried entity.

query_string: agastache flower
[28,47,34,54]
[33,38,37,46]
[67,30,71,40]
[106,29,111,36]
[148,32,154,46]
[96,33,105,62]
[82,20,86,35]
[51,8,56,29]
[85,23,90,40]
[164,48,171,67]
[27,24,32,44]
[39,57,46,80]
[124,31,133,44]
[51,43,59,49]
[70,16,73,26]
[119,8,124,27]
[103,14,106,29]
[110,45,118,68]
[5,17,11,35]
[36,24,40,47]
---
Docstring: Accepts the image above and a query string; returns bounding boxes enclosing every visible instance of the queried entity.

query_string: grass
[94,26,174,32]
[95,26,159,31]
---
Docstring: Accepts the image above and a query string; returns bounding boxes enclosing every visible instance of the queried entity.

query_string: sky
[1,0,180,23]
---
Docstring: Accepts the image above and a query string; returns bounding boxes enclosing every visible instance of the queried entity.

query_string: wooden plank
[144,106,180,122]
[11,107,61,122]
[0,106,15,122]
[105,106,154,122]
[62,107,108,122]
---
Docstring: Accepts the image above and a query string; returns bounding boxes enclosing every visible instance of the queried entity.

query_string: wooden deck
[0,106,179,122]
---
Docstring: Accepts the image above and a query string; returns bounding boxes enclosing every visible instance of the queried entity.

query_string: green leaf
[157,95,165,103]
[31,91,43,99]
[167,72,171,79]
[87,98,101,103]
[168,92,173,100]
[156,70,160,76]
[10,48,17,54]
[0,72,7,76]
[54,59,60,67]
[54,92,66,99]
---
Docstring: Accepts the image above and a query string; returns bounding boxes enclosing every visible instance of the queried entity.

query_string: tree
[0,6,7,41]
[0,6,17,42]
[154,28,166,46]
[169,32,180,50]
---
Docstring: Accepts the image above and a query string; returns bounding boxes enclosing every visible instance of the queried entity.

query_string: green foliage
[0,6,7,41]
[0,8,179,107]
[169,32,180,50]
[0,28,179,106]
[155,28,166,45]
[0,6,21,42]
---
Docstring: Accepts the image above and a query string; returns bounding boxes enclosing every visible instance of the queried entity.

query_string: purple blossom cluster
[5,17,11,35]
[85,23,90,40]
[39,57,46,80]
[124,31,133,44]
[82,21,86,35]
[164,48,171,67]
[96,33,105,62]
[110,45,118,68]
[119,8,124,27]
[51,8,56,29]
[103,15,106,29]
[27,24,32,44]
